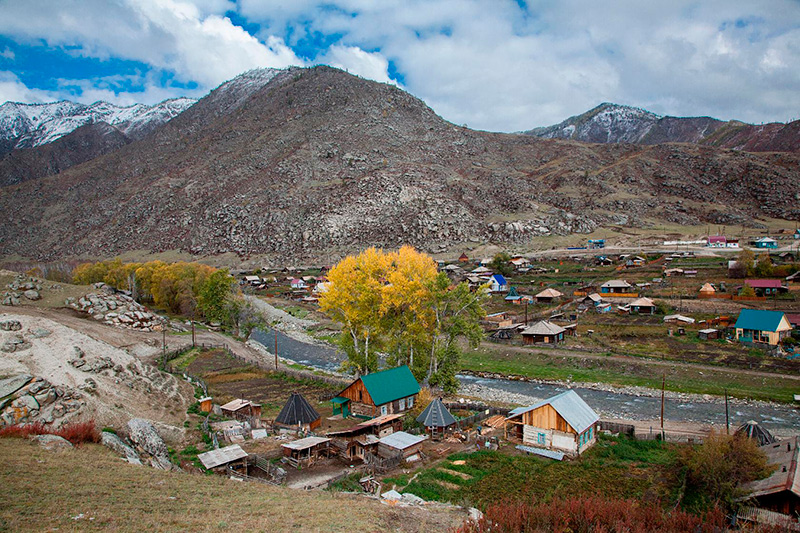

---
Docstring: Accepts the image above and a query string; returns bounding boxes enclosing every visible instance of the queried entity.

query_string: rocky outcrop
[0,374,84,426]
[66,287,167,332]
[126,418,173,470]
[101,430,142,465]
[32,434,73,450]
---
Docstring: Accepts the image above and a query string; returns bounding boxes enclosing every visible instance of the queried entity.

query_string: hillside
[0,439,463,531]
[525,103,800,152]
[0,66,798,263]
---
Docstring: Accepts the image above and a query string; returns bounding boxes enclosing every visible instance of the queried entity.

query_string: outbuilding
[275,392,321,432]
[416,398,457,438]
[220,398,261,421]
[377,431,428,459]
[521,321,565,345]
[535,288,563,303]
[281,436,332,468]
[629,297,657,315]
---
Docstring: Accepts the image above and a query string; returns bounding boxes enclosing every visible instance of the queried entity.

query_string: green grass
[167,347,202,371]
[461,346,799,403]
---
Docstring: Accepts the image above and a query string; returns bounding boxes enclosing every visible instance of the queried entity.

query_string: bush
[0,422,48,439]
[0,420,100,445]
[102,427,117,434]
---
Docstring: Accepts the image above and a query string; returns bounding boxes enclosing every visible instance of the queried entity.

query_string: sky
[0,0,798,132]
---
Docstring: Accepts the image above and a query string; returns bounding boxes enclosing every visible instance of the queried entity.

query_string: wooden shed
[281,436,332,469]
[332,365,420,418]
[698,328,720,340]
[416,398,457,439]
[275,392,321,432]
[326,414,402,461]
[220,398,261,421]
[377,431,428,459]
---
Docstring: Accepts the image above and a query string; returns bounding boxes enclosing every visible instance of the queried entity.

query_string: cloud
[0,48,14,60]
[316,45,397,85]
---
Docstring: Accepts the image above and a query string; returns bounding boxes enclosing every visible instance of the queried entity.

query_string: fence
[445,402,509,429]
[598,420,635,437]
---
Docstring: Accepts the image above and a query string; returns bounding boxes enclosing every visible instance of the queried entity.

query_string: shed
[416,398,457,438]
[664,314,695,324]
[629,297,657,315]
[583,293,602,306]
[327,414,402,461]
[699,283,716,296]
[198,396,213,413]
[521,321,565,345]
[334,365,420,418]
[220,398,261,421]
[736,421,776,446]
[275,392,321,431]
[378,431,428,459]
[458,253,470,263]
[505,390,599,456]
[281,436,332,468]
[741,437,800,515]
[197,444,248,470]
[535,288,563,303]
[698,328,720,340]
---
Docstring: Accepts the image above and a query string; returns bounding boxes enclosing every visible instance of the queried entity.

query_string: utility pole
[191,309,196,348]
[162,329,166,360]
[660,373,666,441]
[725,389,730,435]
[274,329,278,370]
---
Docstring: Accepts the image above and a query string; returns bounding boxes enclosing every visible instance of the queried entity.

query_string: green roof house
[333,365,421,418]
[734,309,793,346]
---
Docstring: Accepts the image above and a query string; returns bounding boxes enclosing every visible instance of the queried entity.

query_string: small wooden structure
[698,328,720,340]
[220,398,262,421]
[741,437,800,516]
[521,320,565,345]
[281,436,332,469]
[736,421,776,446]
[416,398,457,439]
[458,252,470,263]
[377,431,428,459]
[197,444,248,471]
[198,396,213,413]
[275,392,321,432]
[629,297,657,315]
[535,288,563,303]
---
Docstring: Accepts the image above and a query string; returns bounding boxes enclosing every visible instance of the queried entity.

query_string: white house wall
[522,425,577,453]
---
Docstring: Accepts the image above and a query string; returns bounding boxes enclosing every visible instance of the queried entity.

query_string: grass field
[0,438,463,532]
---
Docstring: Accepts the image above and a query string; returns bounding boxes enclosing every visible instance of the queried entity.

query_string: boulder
[32,434,73,450]
[0,374,32,398]
[29,327,51,338]
[101,431,142,466]
[23,290,41,301]
[0,320,22,331]
[126,418,172,470]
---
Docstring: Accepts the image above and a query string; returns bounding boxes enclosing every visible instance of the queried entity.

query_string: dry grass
[0,438,464,532]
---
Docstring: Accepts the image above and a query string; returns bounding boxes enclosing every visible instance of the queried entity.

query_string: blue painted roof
[507,390,599,433]
[491,274,507,285]
[734,309,787,332]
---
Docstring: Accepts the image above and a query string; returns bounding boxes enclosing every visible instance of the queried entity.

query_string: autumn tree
[737,249,755,277]
[754,252,773,277]
[489,252,513,277]
[198,269,237,324]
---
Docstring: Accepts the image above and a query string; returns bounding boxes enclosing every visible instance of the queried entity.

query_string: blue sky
[0,0,798,131]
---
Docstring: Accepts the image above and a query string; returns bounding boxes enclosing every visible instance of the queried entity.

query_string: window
[407,396,414,408]
[399,398,406,411]
[537,433,545,444]
[380,405,388,416]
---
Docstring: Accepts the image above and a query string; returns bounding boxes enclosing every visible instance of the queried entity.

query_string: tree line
[319,246,487,392]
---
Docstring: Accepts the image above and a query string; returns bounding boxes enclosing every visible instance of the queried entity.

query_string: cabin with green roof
[734,309,793,346]
[332,365,420,418]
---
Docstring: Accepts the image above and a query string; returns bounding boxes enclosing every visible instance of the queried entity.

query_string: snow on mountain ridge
[0,97,197,148]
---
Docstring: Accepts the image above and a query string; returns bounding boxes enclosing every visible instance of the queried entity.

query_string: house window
[380,405,388,416]
[537,433,545,444]
[407,396,414,408]
[399,398,406,411]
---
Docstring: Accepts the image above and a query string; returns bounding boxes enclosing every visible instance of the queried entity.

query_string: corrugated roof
[601,279,632,288]
[379,431,428,450]
[416,398,457,428]
[536,288,563,298]
[699,283,716,292]
[357,365,420,407]
[735,309,789,333]
[220,399,257,412]
[491,274,507,285]
[630,297,655,307]
[745,279,783,289]
[521,320,565,336]
[281,436,331,451]
[743,437,800,500]
[275,392,320,426]
[197,444,248,469]
[516,444,564,461]
[507,390,599,434]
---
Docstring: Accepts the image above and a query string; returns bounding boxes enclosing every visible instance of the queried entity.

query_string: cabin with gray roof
[521,320,565,345]
[505,390,599,456]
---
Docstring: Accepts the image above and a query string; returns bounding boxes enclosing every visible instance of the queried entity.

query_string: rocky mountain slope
[0,66,798,263]
[525,103,800,152]
[0,97,195,152]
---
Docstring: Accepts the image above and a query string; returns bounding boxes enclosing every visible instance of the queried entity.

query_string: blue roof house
[734,309,792,346]
[489,274,508,293]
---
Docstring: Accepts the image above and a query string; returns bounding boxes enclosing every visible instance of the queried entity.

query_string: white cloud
[0,48,14,60]
[0,72,59,104]
[316,45,397,85]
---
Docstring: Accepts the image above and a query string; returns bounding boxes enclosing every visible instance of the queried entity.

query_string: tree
[198,269,236,324]
[489,252,513,277]
[754,252,773,277]
[737,249,755,277]
[739,283,756,297]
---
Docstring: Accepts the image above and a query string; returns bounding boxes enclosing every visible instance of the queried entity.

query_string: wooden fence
[445,402,509,429]
[598,420,636,436]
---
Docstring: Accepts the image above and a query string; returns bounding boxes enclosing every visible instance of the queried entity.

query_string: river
[251,328,800,435]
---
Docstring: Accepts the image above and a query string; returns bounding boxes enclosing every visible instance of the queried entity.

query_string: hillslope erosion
[0,66,798,263]
[526,103,800,152]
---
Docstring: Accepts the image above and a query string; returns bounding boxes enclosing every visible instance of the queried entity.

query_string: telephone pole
[660,374,666,440]
[274,329,278,370]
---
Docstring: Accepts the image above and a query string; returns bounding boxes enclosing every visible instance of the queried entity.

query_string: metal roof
[663,314,695,324]
[220,399,258,412]
[416,398,457,428]
[490,274,507,285]
[197,444,248,469]
[630,297,655,307]
[281,436,331,451]
[516,444,564,461]
[745,279,783,289]
[379,431,428,450]
[601,279,632,288]
[355,365,420,407]
[735,309,789,333]
[507,390,599,434]
[521,320,565,336]
[275,392,320,426]
[535,288,563,298]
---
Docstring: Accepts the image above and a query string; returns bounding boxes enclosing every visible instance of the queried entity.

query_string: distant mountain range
[0,67,798,262]
[525,103,800,152]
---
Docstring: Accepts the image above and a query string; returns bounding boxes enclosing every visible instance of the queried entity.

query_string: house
[630,297,657,315]
[588,239,605,249]
[313,281,330,294]
[416,398,458,438]
[741,437,800,516]
[510,257,530,269]
[595,256,613,266]
[596,302,613,314]
[698,328,720,340]
[489,274,508,293]
[377,431,428,459]
[244,275,261,286]
[458,253,470,263]
[786,314,800,329]
[327,414,403,460]
[220,398,262,421]
[275,392,321,432]
[745,279,786,296]
[734,309,793,345]
[197,444,248,471]
[281,436,332,468]
[707,236,727,247]
[505,390,599,456]
[583,293,603,306]
[698,283,716,297]
[535,288,563,303]
[521,321,566,345]
[290,278,307,289]
[726,239,740,248]
[600,279,633,294]
[795,229,800,240]
[752,237,778,249]
[332,365,420,418]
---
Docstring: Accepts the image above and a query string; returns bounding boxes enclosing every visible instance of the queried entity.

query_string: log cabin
[332,365,420,418]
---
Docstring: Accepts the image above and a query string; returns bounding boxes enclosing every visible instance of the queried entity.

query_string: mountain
[0,97,196,152]
[0,66,798,263]
[525,103,800,152]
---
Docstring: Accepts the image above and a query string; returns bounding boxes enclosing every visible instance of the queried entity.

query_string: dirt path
[481,341,800,382]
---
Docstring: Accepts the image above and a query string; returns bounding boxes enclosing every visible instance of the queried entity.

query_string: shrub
[102,427,117,434]
[55,421,101,445]
[0,422,48,439]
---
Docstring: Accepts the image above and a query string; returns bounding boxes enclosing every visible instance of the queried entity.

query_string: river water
[251,328,800,435]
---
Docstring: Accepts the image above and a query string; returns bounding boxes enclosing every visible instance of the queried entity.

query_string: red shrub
[54,421,101,445]
[456,496,726,533]
[0,420,100,445]
[0,422,48,439]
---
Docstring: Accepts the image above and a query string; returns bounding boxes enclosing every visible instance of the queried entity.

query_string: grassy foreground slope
[0,439,463,532]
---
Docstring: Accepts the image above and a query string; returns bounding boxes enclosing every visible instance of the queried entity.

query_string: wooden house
[220,398,262,421]
[377,431,428,459]
[505,390,599,456]
[332,365,420,418]
[458,252,470,263]
[327,414,402,461]
[742,437,800,516]
[752,237,778,249]
[535,288,563,303]
[582,293,603,306]
[275,392,321,432]
[521,321,565,345]
[281,436,332,468]
[600,279,634,294]
[735,309,793,346]
[629,297,657,315]
[745,279,787,297]
[290,278,307,289]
